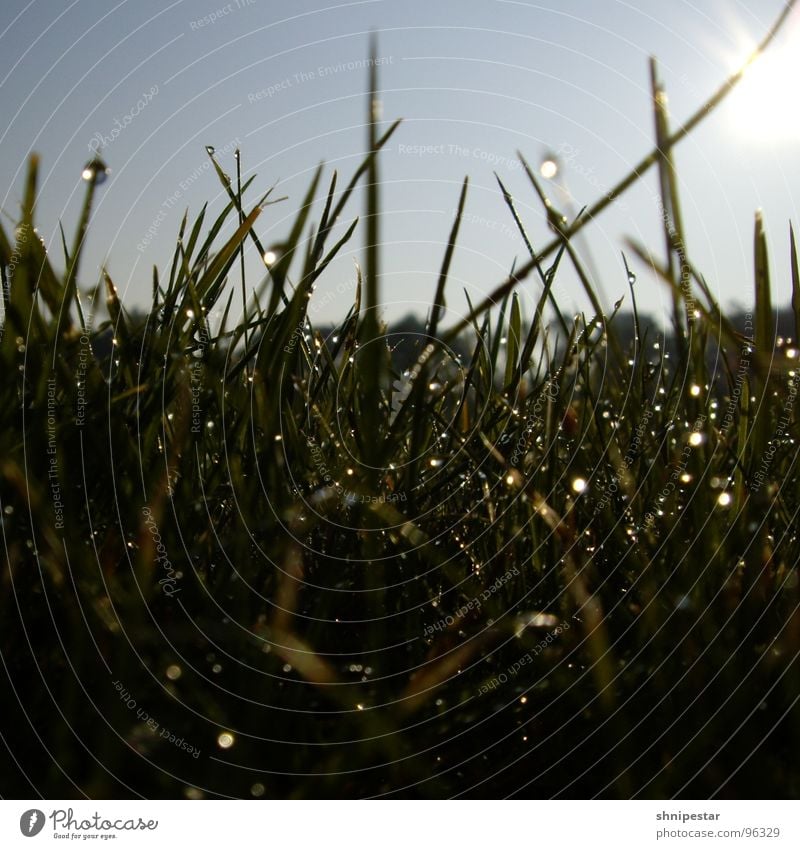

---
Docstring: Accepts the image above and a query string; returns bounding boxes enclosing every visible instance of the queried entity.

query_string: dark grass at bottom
[2,585,797,799]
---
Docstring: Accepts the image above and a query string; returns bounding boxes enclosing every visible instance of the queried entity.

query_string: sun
[729,37,800,141]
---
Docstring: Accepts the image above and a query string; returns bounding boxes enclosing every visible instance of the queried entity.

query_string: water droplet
[217,731,235,749]
[81,157,109,185]
[717,491,732,507]
[263,250,276,265]
[540,158,558,179]
[166,664,182,680]
[571,477,587,493]
[205,145,215,155]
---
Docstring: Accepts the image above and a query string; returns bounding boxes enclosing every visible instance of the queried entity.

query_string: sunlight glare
[730,37,800,141]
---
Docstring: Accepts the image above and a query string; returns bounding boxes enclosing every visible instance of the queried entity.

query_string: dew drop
[205,145,215,155]
[81,157,109,185]
[217,731,235,749]
[571,477,587,493]
[540,158,558,179]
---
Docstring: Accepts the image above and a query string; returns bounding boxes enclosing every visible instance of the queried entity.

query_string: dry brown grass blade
[400,638,487,717]
[271,631,340,687]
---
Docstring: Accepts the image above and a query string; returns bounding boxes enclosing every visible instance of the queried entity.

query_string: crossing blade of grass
[206,146,285,290]
[25,225,64,329]
[650,57,685,338]
[311,170,338,263]
[790,224,800,343]
[358,35,386,472]
[195,204,262,302]
[495,171,568,339]
[490,292,510,372]
[734,370,751,510]
[304,216,359,290]
[751,210,773,469]
[61,162,107,337]
[265,165,323,316]
[361,58,390,641]
[495,172,541,279]
[183,203,208,265]
[234,149,249,349]
[320,119,402,249]
[428,176,468,341]
[103,271,132,375]
[504,293,521,389]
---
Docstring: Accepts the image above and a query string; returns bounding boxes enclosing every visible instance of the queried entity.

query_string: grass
[2,11,800,798]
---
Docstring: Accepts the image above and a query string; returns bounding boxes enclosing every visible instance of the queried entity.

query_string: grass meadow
[2,17,800,799]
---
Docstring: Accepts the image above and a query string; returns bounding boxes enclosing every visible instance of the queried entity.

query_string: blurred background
[1,0,798,328]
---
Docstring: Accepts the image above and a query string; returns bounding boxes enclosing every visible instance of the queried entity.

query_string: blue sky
[1,0,798,328]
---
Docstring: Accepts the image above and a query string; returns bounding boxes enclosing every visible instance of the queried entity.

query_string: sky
[1,0,799,329]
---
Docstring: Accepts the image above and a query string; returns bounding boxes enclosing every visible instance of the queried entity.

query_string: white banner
[1,800,797,848]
